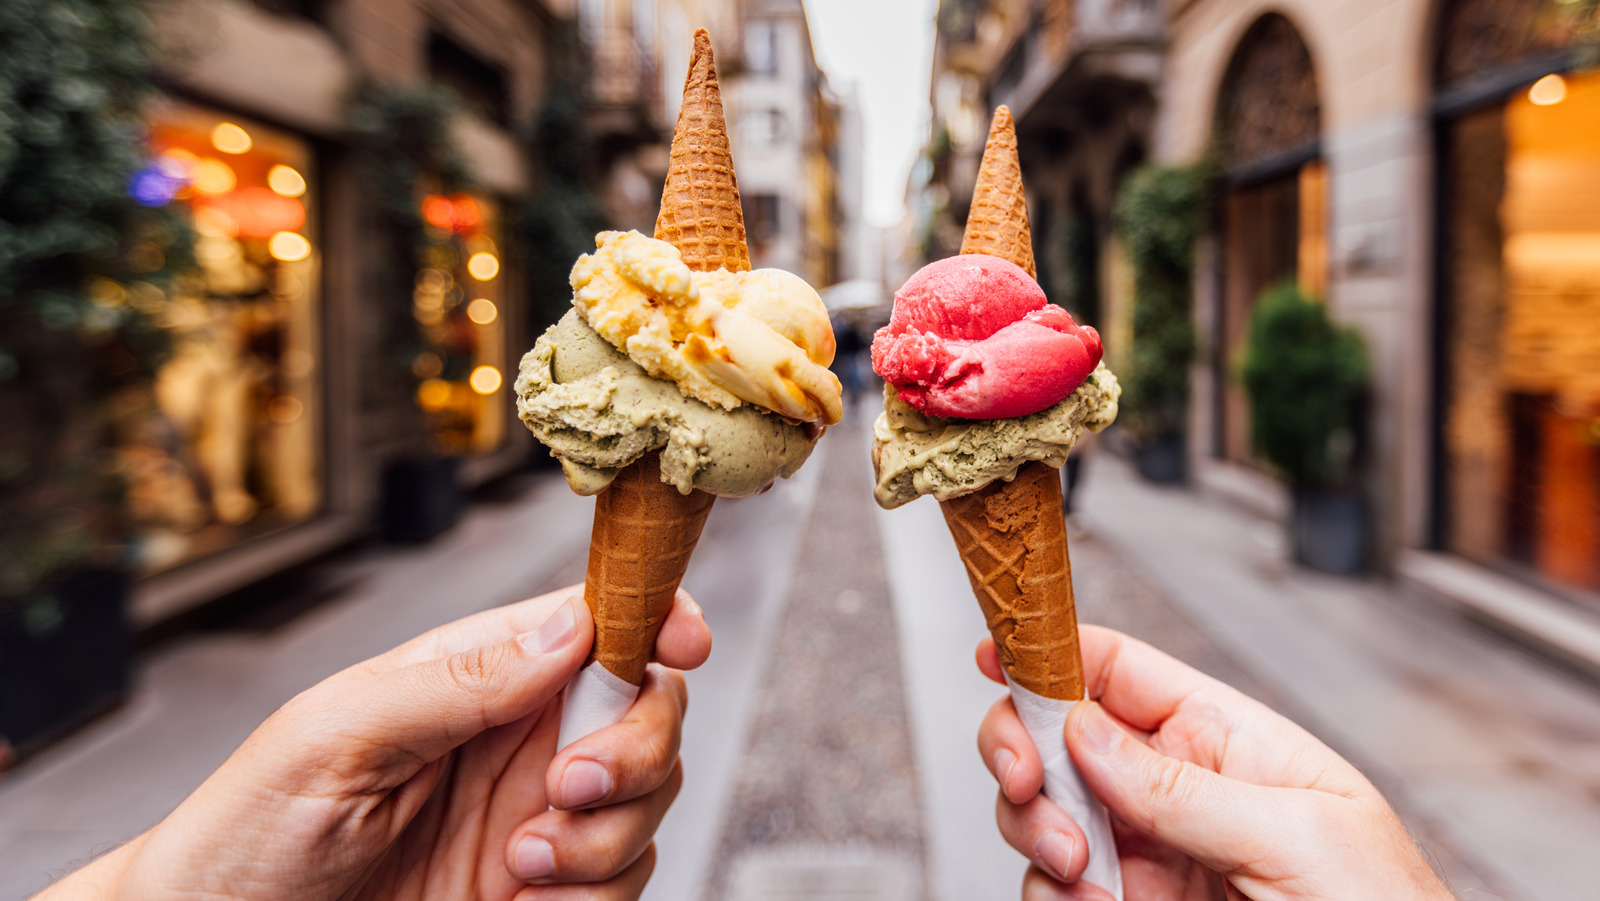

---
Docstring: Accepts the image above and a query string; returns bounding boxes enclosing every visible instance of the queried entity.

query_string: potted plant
[0,0,194,759]
[1239,282,1371,574]
[1113,163,1210,483]
[350,84,480,543]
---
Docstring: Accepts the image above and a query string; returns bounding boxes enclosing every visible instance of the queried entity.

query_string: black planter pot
[1134,432,1187,484]
[381,456,464,543]
[0,569,133,761]
[1291,484,1369,574]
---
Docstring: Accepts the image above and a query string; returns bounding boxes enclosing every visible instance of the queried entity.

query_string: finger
[975,637,1005,685]
[653,589,712,671]
[1022,864,1117,901]
[548,665,686,809]
[978,696,1042,804]
[997,790,1092,885]
[1078,626,1242,732]
[508,764,680,883]
[1065,700,1286,872]
[511,843,657,901]
[341,586,587,679]
[300,597,591,771]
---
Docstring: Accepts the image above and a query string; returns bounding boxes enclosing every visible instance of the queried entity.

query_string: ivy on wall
[0,0,195,605]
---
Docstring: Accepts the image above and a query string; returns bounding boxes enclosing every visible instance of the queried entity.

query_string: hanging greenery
[1112,162,1211,441]
[1239,282,1369,487]
[0,0,195,606]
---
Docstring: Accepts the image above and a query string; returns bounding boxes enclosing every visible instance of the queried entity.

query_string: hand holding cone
[559,29,745,749]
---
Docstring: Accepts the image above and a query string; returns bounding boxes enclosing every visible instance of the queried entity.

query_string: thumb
[1064,700,1282,872]
[310,596,592,768]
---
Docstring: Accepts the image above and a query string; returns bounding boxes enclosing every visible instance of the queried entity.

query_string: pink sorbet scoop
[871,254,1102,419]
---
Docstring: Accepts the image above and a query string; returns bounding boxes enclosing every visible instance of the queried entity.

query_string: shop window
[429,32,510,128]
[745,193,782,249]
[745,21,778,76]
[119,102,322,576]
[414,191,508,457]
[1440,71,1600,596]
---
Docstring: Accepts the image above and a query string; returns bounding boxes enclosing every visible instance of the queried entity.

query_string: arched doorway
[1433,0,1598,595]
[1213,13,1327,466]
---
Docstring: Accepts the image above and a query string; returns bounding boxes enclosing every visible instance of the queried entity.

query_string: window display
[117,102,322,575]
[412,191,507,457]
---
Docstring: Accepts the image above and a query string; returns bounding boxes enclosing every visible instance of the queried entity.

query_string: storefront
[121,101,325,578]
[1434,0,1599,598]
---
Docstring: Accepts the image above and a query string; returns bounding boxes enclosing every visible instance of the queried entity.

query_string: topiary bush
[1239,282,1369,487]
[1112,162,1210,441]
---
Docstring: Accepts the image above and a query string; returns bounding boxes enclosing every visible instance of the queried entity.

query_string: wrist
[31,832,146,900]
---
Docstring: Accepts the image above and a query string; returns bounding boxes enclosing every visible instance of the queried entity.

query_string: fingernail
[1034,830,1075,882]
[512,835,554,879]
[522,598,578,653]
[1079,702,1122,755]
[559,758,612,807]
[993,747,1018,798]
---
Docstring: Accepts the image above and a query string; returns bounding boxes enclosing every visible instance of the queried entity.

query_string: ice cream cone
[960,106,1036,279]
[939,104,1079,700]
[579,28,739,690]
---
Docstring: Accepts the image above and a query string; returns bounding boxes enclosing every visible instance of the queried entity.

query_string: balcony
[989,0,1163,118]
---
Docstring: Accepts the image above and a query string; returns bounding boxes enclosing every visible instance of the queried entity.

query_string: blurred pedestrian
[974,626,1456,900]
[33,586,711,901]
[831,313,865,415]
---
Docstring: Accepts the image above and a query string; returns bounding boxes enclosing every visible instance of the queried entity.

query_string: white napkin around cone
[1006,675,1124,899]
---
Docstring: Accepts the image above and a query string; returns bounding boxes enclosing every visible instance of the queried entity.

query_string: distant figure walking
[831,315,866,415]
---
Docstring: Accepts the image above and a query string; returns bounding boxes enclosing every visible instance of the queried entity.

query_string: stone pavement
[4,415,1598,901]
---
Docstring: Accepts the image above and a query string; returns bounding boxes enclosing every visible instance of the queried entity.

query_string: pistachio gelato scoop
[871,363,1121,510]
[516,311,816,497]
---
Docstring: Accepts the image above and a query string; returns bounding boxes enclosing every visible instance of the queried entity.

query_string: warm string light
[1529,73,1567,106]
[268,165,306,198]
[467,252,500,281]
[268,231,312,262]
[211,122,253,154]
[466,298,498,324]
[470,365,503,394]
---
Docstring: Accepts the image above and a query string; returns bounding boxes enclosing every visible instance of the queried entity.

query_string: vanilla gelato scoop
[571,230,843,425]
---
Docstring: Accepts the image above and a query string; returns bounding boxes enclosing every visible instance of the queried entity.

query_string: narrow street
[3,407,1599,901]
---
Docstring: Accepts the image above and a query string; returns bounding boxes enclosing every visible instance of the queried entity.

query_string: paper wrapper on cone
[935,106,1122,897]
[559,28,740,749]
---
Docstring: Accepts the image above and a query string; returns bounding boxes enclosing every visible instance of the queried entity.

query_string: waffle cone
[960,106,1035,279]
[653,29,750,273]
[585,451,716,685]
[939,462,1083,700]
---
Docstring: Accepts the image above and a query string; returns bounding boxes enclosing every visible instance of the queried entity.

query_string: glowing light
[449,193,482,231]
[211,122,253,154]
[268,164,306,198]
[1529,73,1567,106]
[128,165,182,206]
[194,206,239,238]
[470,365,503,394]
[466,298,498,324]
[207,187,305,237]
[268,231,312,262]
[467,252,500,281]
[417,378,453,411]
[422,195,455,230]
[268,396,304,425]
[194,158,236,195]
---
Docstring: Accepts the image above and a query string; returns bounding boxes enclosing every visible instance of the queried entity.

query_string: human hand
[975,625,1454,900]
[39,585,712,901]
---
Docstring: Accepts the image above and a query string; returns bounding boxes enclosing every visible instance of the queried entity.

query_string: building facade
[926,0,1599,619]
[126,0,561,626]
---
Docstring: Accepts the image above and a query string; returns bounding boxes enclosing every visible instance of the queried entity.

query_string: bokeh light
[268,231,312,262]
[268,165,307,198]
[1529,73,1567,106]
[194,159,236,195]
[128,165,183,206]
[211,122,253,154]
[267,396,304,425]
[467,252,500,281]
[466,298,498,324]
[470,365,503,394]
[412,351,444,379]
[417,378,453,411]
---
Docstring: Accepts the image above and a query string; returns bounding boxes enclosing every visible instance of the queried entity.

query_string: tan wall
[1158,0,1445,560]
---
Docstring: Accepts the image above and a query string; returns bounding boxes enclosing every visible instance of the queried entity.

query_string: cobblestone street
[3,412,1599,900]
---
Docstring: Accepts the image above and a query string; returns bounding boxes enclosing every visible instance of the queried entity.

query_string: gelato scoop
[872,364,1119,509]
[573,230,842,426]
[871,254,1102,420]
[515,310,816,497]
